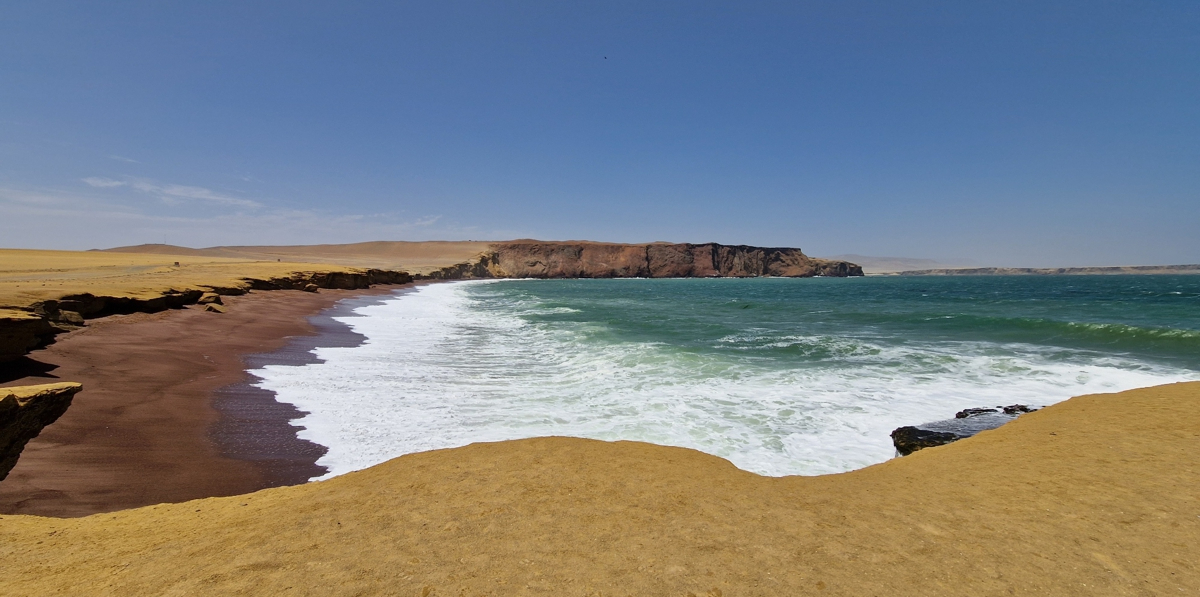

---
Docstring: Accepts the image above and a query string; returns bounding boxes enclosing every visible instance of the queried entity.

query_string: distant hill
[99,241,494,274]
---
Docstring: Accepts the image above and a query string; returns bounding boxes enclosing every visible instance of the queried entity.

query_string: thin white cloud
[109,155,140,163]
[130,179,263,208]
[82,177,126,188]
[81,176,262,208]
[0,188,81,208]
[0,186,478,250]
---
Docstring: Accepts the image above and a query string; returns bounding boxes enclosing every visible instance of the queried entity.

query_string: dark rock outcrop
[0,382,82,481]
[889,427,962,457]
[892,404,1039,456]
[0,269,413,363]
[242,269,411,292]
[424,242,863,280]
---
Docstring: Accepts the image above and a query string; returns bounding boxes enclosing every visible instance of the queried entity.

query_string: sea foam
[251,280,1198,479]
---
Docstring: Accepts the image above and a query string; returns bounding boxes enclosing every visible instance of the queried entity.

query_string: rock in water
[890,427,962,456]
[955,407,998,419]
[892,404,1038,456]
[1002,404,1037,415]
[0,382,83,481]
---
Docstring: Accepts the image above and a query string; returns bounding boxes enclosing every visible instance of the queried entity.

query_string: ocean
[250,275,1200,480]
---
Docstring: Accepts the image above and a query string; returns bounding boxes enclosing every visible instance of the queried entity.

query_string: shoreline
[0,284,410,517]
[2,272,1194,515]
[210,288,419,485]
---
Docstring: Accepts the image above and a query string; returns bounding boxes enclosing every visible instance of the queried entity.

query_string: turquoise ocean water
[252,275,1200,479]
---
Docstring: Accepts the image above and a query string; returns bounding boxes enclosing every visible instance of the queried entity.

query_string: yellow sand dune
[2,382,1196,596]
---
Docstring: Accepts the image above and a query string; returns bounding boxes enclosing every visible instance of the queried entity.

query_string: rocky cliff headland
[424,241,863,279]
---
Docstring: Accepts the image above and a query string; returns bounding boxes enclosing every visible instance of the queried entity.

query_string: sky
[1,1,1197,266]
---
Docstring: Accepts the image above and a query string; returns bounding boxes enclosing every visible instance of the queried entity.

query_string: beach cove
[0,246,1197,594]
[7,2,1200,592]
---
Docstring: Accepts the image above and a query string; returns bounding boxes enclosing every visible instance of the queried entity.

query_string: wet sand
[209,291,408,487]
[0,285,407,517]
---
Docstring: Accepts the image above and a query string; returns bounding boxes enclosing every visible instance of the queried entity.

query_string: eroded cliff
[0,268,412,363]
[425,241,863,280]
[0,382,82,481]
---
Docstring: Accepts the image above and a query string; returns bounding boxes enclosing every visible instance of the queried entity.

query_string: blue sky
[1,1,1197,266]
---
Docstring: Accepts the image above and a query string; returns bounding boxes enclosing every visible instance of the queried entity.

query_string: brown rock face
[0,382,82,481]
[0,311,57,363]
[427,242,863,279]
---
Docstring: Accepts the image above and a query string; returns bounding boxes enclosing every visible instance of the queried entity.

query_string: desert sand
[1,382,1196,595]
[0,248,393,307]
[101,241,494,275]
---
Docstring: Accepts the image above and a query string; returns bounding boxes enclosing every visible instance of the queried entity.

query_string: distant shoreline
[882,264,1200,276]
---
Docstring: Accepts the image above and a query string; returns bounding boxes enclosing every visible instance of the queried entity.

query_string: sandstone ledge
[0,269,411,363]
[0,382,82,481]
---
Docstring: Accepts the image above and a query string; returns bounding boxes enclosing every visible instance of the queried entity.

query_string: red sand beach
[0,285,406,517]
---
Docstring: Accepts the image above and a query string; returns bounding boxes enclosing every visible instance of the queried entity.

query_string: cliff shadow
[0,357,61,385]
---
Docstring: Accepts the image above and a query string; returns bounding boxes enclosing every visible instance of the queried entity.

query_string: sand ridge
[1,382,1196,596]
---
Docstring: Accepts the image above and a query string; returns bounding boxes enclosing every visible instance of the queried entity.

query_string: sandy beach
[0,285,406,517]
[1,382,1196,595]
